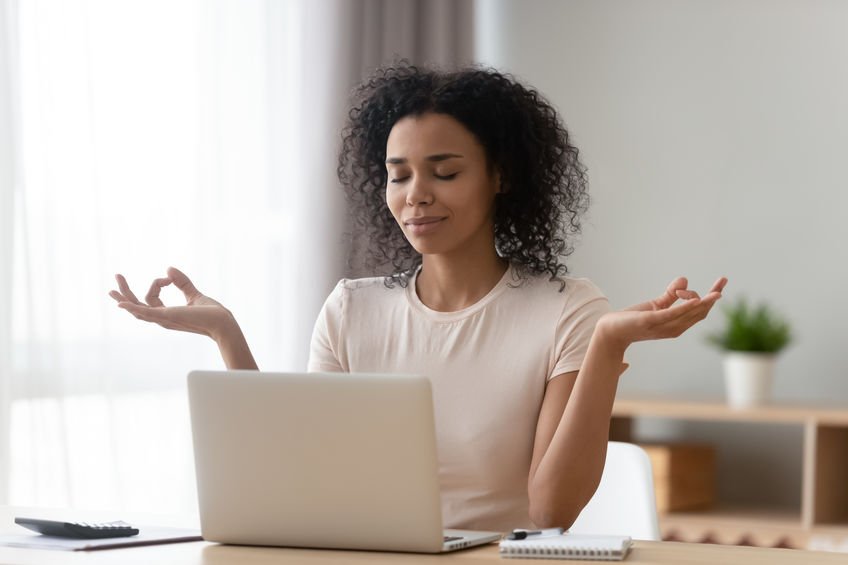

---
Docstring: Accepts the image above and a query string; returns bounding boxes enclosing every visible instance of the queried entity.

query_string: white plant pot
[723,352,776,408]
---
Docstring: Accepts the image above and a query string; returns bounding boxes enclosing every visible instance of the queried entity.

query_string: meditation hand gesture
[109,267,236,341]
[109,267,257,369]
[597,276,729,352]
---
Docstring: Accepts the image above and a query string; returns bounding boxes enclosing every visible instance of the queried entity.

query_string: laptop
[187,370,502,553]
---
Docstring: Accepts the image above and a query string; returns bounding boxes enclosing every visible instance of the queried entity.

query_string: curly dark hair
[337,62,589,289]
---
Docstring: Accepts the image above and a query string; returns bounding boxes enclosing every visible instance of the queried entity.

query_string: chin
[404,230,476,258]
[407,242,442,256]
[404,235,453,257]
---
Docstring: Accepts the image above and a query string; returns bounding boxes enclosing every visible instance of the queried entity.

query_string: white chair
[568,441,661,540]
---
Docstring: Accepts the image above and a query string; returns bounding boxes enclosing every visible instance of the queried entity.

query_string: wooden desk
[1,506,846,565]
[1,537,847,564]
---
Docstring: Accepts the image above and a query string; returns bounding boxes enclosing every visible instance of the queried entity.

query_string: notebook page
[499,534,632,561]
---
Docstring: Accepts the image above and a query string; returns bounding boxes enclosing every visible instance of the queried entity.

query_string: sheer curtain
[0,0,18,509]
[0,0,473,513]
[2,0,311,513]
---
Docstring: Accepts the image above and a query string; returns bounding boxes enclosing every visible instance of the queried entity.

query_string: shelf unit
[610,397,848,550]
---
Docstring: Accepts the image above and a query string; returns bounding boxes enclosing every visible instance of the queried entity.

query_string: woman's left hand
[596,276,728,353]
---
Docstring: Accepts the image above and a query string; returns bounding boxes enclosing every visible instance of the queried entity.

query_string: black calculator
[15,517,140,539]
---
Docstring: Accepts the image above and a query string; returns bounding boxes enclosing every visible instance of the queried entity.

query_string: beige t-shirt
[307,264,611,532]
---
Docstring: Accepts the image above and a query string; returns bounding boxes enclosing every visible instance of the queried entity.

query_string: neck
[416,246,508,312]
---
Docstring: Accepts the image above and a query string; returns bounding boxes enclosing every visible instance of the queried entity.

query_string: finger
[167,266,202,301]
[120,306,183,331]
[692,292,722,316]
[119,301,208,331]
[642,291,723,340]
[623,277,688,312]
[670,279,725,302]
[648,295,703,324]
[108,290,126,303]
[702,290,723,304]
[652,277,688,310]
[676,292,723,328]
[645,302,710,339]
[145,277,172,307]
[115,274,142,305]
[675,289,700,300]
[118,301,169,322]
[117,302,199,333]
[119,304,147,322]
[709,276,729,295]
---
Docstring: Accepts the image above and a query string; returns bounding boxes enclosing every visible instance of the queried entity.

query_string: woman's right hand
[109,267,236,342]
[110,267,259,370]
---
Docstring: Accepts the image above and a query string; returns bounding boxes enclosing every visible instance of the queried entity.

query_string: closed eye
[390,173,458,184]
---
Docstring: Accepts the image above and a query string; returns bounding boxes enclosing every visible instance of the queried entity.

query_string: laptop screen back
[187,371,445,552]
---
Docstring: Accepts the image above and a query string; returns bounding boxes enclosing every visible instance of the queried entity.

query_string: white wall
[477,0,848,508]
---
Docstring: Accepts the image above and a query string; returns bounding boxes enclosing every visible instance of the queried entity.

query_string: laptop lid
[187,370,449,553]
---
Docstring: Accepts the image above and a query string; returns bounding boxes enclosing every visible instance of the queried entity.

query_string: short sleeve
[307,280,346,373]
[548,279,611,381]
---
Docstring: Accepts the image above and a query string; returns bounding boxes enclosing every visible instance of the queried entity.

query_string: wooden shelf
[613,397,848,426]
[663,504,801,528]
[610,397,848,550]
[660,506,809,548]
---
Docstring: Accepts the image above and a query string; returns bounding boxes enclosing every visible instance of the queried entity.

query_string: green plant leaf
[705,296,792,353]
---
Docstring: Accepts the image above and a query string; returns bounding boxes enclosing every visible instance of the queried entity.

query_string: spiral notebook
[499,533,632,561]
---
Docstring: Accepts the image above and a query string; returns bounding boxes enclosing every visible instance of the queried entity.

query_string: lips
[403,216,446,235]
[404,216,446,226]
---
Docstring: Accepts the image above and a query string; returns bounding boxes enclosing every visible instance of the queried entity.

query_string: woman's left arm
[527,276,728,528]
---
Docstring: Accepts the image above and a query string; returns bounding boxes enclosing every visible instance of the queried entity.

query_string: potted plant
[706,298,792,408]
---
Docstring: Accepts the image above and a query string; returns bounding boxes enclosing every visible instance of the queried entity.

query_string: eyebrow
[385,153,464,165]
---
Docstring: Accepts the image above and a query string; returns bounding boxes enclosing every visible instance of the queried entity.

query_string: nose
[405,176,434,207]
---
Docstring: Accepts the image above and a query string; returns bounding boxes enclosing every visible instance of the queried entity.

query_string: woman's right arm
[212,321,258,370]
[109,267,258,370]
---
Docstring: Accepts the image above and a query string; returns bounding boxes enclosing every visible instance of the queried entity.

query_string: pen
[506,527,565,540]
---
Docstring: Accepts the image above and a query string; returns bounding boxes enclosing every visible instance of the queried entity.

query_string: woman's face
[385,112,500,257]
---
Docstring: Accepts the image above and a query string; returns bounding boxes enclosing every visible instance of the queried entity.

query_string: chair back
[568,441,661,540]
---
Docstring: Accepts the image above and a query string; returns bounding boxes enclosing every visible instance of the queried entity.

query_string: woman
[110,63,726,532]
